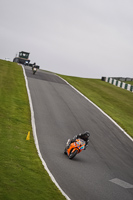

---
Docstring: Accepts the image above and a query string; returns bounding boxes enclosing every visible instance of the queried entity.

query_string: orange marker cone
[26,131,30,140]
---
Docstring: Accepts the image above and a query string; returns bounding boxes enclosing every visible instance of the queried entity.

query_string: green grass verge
[124,81,133,85]
[58,75,133,138]
[0,60,66,200]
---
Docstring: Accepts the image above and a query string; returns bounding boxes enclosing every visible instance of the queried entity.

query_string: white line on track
[58,76,133,142]
[110,178,133,188]
[22,65,71,200]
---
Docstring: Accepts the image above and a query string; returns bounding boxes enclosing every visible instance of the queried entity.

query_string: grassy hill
[124,81,133,85]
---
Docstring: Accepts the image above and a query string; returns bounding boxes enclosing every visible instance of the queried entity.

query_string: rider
[66,131,90,150]
[32,62,36,70]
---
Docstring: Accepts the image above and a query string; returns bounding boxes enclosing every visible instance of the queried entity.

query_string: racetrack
[24,66,133,200]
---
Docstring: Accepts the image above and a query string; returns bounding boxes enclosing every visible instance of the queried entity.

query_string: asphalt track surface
[24,66,133,200]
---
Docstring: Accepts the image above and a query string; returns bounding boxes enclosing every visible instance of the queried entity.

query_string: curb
[59,76,133,142]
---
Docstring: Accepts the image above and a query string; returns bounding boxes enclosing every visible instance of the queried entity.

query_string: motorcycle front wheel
[64,147,67,155]
[69,149,78,159]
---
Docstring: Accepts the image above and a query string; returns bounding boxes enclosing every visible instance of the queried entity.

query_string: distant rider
[32,62,36,70]
[66,131,90,150]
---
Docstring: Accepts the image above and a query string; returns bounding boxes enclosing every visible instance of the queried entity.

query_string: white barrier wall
[103,77,133,92]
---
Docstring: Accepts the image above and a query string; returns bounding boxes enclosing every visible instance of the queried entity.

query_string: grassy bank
[124,81,133,85]
[0,60,65,200]
[58,75,133,138]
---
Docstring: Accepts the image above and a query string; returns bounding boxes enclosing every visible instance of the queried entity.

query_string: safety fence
[101,77,133,92]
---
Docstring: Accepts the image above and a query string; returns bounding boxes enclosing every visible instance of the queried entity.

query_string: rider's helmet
[84,131,90,139]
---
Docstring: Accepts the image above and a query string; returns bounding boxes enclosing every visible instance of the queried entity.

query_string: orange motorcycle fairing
[66,139,85,157]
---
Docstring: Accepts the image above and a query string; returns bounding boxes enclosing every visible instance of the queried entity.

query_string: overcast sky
[0,0,133,78]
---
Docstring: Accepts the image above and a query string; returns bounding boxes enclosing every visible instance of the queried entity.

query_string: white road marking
[110,178,133,188]
[59,76,133,142]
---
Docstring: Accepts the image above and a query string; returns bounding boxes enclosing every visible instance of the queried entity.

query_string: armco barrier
[101,77,133,92]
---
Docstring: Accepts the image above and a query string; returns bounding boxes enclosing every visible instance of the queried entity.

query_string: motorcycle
[33,67,37,75]
[64,138,86,159]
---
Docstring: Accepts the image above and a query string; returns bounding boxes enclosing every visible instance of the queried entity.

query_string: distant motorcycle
[64,138,85,159]
[33,67,37,75]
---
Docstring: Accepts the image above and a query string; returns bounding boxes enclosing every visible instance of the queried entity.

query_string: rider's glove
[71,139,76,143]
